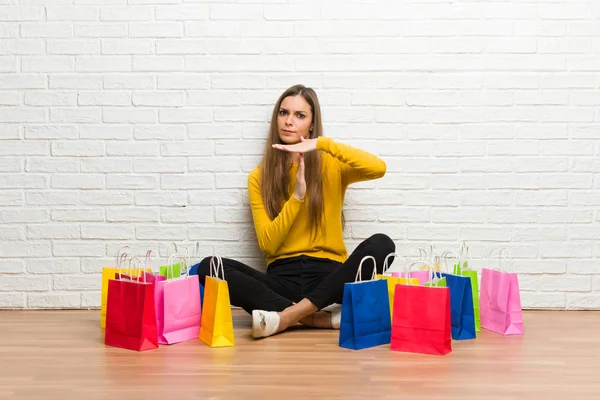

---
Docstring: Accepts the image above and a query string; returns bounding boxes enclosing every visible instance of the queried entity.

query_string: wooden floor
[0,310,599,400]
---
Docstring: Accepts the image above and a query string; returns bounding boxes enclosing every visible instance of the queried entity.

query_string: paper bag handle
[409,261,444,287]
[119,256,146,284]
[460,241,469,259]
[407,261,435,285]
[355,256,377,282]
[115,245,138,269]
[382,252,406,276]
[132,257,146,283]
[499,249,513,273]
[404,245,430,270]
[210,255,225,281]
[145,250,158,274]
[421,244,434,264]
[116,253,131,280]
[411,245,432,264]
[460,241,470,270]
[191,242,200,269]
[183,246,190,274]
[488,248,513,273]
[425,262,444,285]
[167,253,187,279]
[441,250,461,274]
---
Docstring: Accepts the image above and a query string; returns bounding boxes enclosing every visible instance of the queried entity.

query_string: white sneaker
[322,303,342,329]
[252,310,280,339]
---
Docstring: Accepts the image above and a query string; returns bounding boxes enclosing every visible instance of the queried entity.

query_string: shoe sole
[251,310,262,339]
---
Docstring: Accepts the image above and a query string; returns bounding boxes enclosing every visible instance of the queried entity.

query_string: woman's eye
[297,114,305,119]
[279,110,287,116]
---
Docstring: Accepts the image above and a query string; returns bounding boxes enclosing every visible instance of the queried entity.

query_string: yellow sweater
[248,137,387,267]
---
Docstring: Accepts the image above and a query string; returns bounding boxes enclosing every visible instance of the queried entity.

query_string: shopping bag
[424,266,447,288]
[480,249,524,335]
[440,251,476,341]
[376,253,419,317]
[158,254,201,344]
[160,263,181,279]
[135,249,156,280]
[187,242,205,306]
[199,255,234,347]
[339,256,391,350]
[390,245,435,282]
[138,250,167,342]
[441,272,476,340]
[188,262,205,304]
[158,241,194,279]
[392,270,430,284]
[391,270,452,356]
[104,257,158,351]
[454,241,480,332]
[100,246,138,328]
[404,261,447,288]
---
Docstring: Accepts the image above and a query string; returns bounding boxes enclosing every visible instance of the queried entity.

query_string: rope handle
[209,255,225,280]
[355,256,377,282]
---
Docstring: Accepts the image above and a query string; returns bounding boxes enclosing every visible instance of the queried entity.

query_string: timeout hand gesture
[292,153,306,200]
[271,136,318,154]
[272,136,317,201]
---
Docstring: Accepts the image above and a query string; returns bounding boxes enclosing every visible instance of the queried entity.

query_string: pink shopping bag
[390,245,434,284]
[157,254,201,344]
[392,270,429,284]
[141,251,167,342]
[480,249,524,335]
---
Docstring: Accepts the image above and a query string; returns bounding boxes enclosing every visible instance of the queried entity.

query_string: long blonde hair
[260,85,325,238]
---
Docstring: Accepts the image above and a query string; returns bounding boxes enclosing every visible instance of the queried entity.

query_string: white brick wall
[1,0,599,310]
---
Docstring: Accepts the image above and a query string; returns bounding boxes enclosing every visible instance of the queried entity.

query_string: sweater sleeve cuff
[290,195,304,205]
[316,136,332,153]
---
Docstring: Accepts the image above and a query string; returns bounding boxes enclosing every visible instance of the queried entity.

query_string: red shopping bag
[391,267,452,356]
[101,246,138,328]
[105,257,158,352]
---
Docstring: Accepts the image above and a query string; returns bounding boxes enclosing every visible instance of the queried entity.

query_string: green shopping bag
[426,275,447,288]
[159,242,189,279]
[160,263,182,279]
[452,242,481,332]
[425,264,447,288]
[460,269,480,332]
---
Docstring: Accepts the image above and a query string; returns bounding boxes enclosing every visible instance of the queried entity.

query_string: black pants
[196,233,395,314]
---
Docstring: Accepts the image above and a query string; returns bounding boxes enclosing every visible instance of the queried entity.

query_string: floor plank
[0,310,599,400]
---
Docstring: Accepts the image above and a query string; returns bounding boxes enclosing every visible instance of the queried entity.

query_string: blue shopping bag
[440,251,476,340]
[189,262,204,306]
[339,256,391,350]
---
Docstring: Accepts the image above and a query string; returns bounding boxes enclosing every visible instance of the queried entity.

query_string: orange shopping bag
[199,255,234,347]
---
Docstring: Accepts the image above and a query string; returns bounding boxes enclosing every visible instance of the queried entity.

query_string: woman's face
[277,95,313,145]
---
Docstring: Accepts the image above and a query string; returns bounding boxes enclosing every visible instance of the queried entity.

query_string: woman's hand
[272,136,314,200]
[293,153,306,200]
[272,136,318,153]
